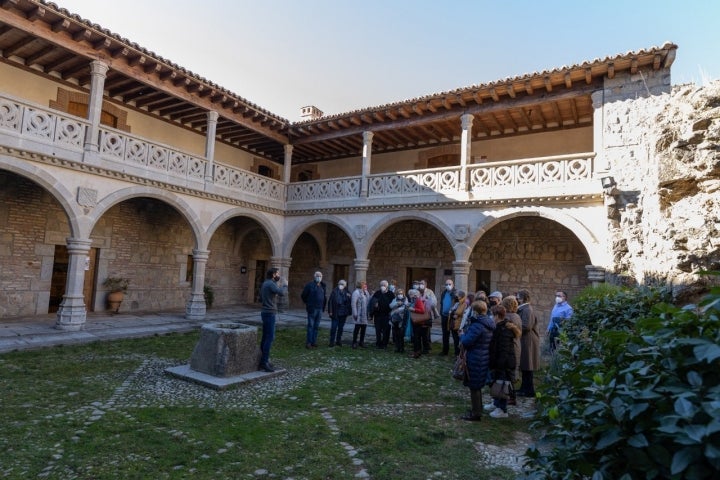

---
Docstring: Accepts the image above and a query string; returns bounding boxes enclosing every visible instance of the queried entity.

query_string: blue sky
[58,0,719,120]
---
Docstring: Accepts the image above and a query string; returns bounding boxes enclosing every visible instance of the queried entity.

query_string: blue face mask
[315,276,322,282]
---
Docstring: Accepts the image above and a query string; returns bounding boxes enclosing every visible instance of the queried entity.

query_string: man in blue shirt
[300,271,327,349]
[548,290,573,352]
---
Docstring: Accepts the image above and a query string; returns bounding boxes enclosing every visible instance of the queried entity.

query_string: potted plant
[103,277,129,312]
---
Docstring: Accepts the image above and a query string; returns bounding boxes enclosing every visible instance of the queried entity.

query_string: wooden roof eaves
[1,1,291,142]
[290,82,599,146]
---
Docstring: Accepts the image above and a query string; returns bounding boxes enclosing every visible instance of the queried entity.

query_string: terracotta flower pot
[107,291,125,313]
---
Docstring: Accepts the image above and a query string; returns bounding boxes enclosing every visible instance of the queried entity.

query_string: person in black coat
[459,300,495,421]
[369,280,394,349]
[300,271,327,349]
[327,279,352,347]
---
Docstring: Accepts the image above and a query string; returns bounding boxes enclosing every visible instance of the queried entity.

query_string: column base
[55,299,87,331]
[185,294,207,321]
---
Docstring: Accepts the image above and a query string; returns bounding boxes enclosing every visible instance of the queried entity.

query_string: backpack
[489,319,516,371]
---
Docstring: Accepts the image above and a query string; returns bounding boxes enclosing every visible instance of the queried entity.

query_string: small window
[258,165,274,178]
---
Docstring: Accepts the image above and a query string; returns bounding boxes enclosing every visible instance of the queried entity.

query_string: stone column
[360,131,373,197]
[460,114,474,190]
[585,265,606,286]
[185,249,210,320]
[55,237,93,331]
[283,144,293,183]
[452,260,471,293]
[353,258,370,284]
[270,256,292,281]
[204,111,219,184]
[83,61,109,157]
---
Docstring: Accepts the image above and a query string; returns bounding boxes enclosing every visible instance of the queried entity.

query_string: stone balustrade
[1,92,599,211]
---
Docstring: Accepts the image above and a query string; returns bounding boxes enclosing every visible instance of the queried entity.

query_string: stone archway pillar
[460,114,474,190]
[271,256,292,282]
[586,265,606,286]
[283,145,293,184]
[185,249,210,320]
[83,60,109,158]
[204,111,219,184]
[353,258,370,284]
[360,131,373,197]
[55,237,93,331]
[452,260,472,293]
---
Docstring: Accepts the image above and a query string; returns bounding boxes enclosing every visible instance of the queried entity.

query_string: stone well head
[189,322,260,377]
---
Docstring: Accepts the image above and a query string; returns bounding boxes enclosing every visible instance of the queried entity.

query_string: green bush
[203,284,214,309]
[525,276,720,479]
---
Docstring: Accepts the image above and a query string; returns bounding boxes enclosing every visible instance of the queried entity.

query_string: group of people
[257,268,574,423]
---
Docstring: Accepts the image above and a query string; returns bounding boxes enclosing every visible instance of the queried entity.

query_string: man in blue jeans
[259,267,288,372]
[300,271,327,349]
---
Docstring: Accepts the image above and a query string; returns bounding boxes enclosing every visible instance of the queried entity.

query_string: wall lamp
[600,176,616,190]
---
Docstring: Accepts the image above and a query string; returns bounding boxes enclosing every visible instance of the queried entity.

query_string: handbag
[452,347,467,381]
[410,309,431,325]
[489,379,513,399]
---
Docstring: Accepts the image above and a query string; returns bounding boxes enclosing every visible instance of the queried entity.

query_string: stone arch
[361,211,455,259]
[282,217,357,260]
[0,157,83,237]
[89,186,204,249]
[208,208,282,257]
[468,206,603,266]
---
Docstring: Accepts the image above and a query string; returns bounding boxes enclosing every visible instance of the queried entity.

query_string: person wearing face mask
[369,280,395,349]
[439,278,457,356]
[547,290,573,353]
[258,267,288,372]
[300,271,327,349]
[417,279,437,354]
[327,279,352,347]
[389,288,409,353]
[351,281,370,348]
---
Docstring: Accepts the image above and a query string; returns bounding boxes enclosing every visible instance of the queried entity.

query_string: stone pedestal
[165,322,283,389]
[190,322,260,377]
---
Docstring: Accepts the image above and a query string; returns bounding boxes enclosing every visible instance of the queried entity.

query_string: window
[68,101,118,128]
[258,165,274,178]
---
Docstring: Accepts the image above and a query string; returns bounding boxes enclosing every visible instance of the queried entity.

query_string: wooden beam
[425,101,437,113]
[489,88,500,102]
[524,81,534,95]
[550,101,561,125]
[412,104,424,115]
[517,107,533,130]
[51,19,70,33]
[3,35,36,56]
[585,68,592,84]
[570,98,579,125]
[564,72,572,89]
[291,85,596,145]
[544,76,552,92]
[455,95,466,107]
[60,61,89,80]
[663,48,676,68]
[25,44,55,65]
[607,62,615,79]
[27,6,46,22]
[506,85,516,99]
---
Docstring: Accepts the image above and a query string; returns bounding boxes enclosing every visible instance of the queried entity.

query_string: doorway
[49,245,98,313]
[405,267,436,292]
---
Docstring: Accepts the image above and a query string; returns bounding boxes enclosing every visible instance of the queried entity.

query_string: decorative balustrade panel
[287,177,361,201]
[469,155,594,190]
[214,164,284,201]
[368,169,460,196]
[99,127,206,181]
[0,97,86,150]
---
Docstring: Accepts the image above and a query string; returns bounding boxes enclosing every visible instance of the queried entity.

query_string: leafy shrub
[203,284,215,309]
[525,276,720,479]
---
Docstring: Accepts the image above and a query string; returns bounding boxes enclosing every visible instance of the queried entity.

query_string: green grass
[0,327,532,479]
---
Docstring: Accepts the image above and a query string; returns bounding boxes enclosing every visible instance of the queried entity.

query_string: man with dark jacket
[300,271,327,349]
[327,279,352,347]
[369,280,394,349]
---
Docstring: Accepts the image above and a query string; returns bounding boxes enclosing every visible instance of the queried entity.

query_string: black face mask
[273,275,280,282]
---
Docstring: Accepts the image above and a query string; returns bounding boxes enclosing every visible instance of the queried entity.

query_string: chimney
[300,105,323,121]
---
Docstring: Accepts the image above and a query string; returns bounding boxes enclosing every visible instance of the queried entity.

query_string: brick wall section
[469,216,590,331]
[0,172,69,316]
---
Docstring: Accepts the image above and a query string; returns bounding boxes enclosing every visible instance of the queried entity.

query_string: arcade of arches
[1,171,591,331]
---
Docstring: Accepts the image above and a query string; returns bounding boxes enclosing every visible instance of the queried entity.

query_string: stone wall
[604,79,720,299]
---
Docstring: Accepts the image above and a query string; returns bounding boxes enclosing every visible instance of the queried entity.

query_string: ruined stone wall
[604,79,720,298]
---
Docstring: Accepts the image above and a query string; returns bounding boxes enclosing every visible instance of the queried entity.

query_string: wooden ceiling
[0,1,677,166]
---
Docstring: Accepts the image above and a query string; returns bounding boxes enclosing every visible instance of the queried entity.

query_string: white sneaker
[483,402,496,412]
[489,408,509,418]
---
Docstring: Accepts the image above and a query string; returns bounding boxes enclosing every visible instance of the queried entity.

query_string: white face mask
[446,285,452,291]
[380,286,387,293]
[389,285,395,292]
[555,296,563,304]
[315,276,322,282]
[397,295,404,300]
[338,285,345,290]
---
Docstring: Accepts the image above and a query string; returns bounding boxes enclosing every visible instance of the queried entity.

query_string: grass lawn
[0,326,534,479]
